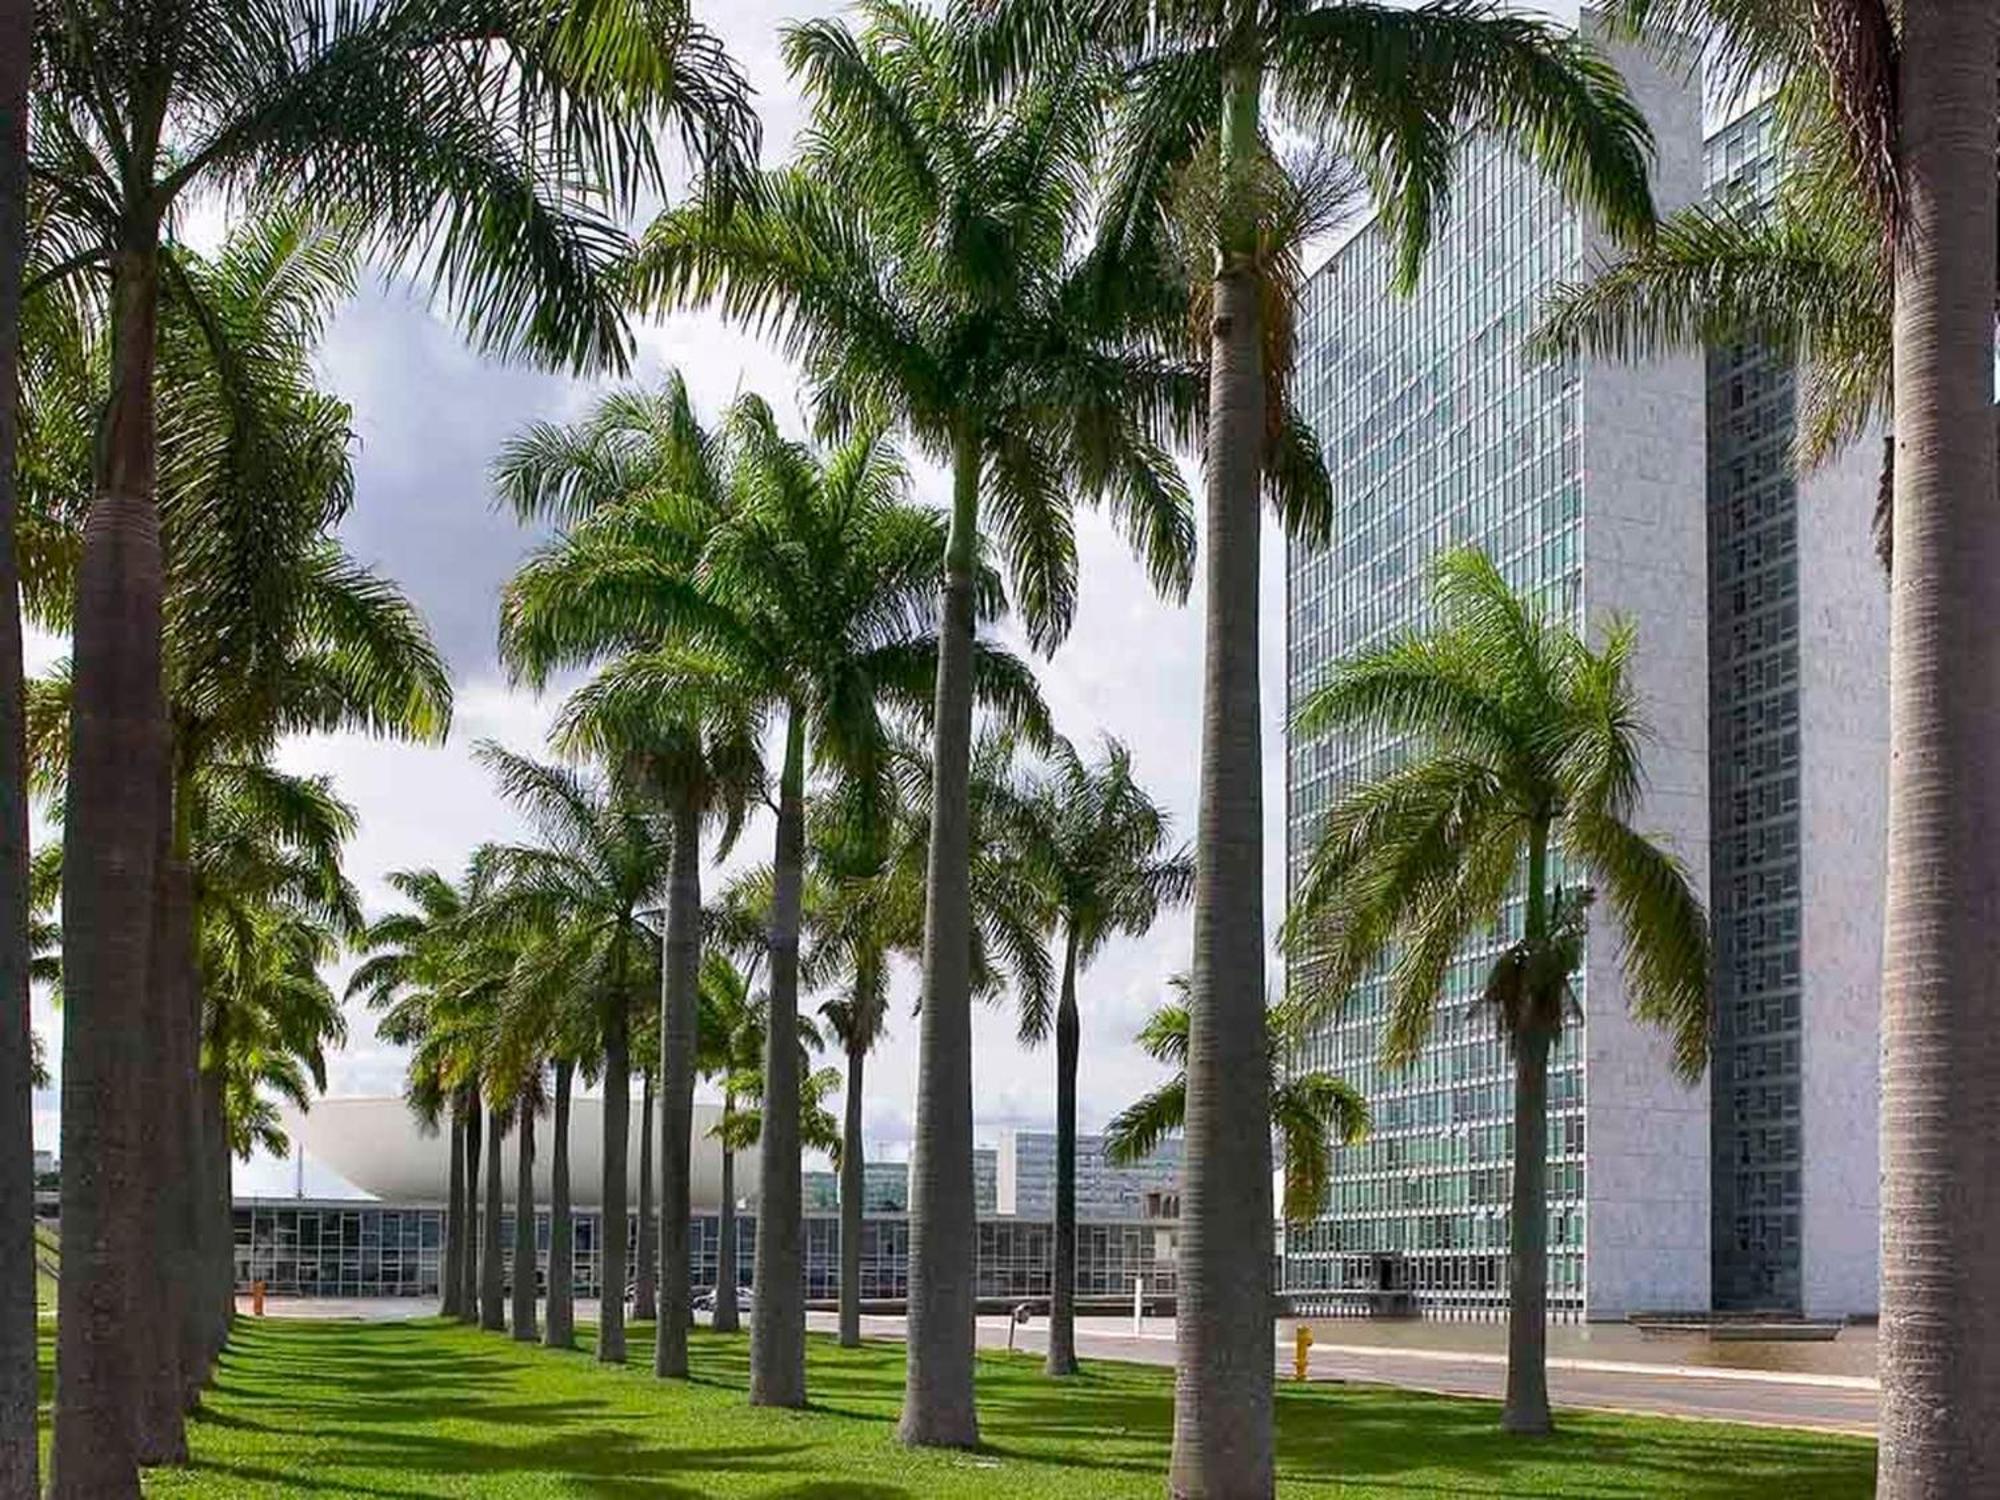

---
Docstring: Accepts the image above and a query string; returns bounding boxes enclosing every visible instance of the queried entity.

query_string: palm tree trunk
[1877,3,2000,1492]
[480,1108,505,1331]
[174,895,209,1408]
[599,987,630,1364]
[838,1042,865,1349]
[1172,59,1276,1500]
[199,1062,232,1362]
[1503,820,1555,1435]
[752,709,808,1409]
[546,1061,575,1350]
[1047,926,1081,1378]
[0,18,39,1485]
[901,425,983,1448]
[713,1129,739,1334]
[52,235,169,1500]
[131,781,187,1467]
[461,1083,483,1322]
[1503,1023,1554,1434]
[512,1102,538,1342]
[442,1099,467,1318]
[635,1072,657,1322]
[656,792,702,1378]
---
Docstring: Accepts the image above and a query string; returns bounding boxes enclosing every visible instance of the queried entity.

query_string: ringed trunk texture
[546,1061,575,1349]
[635,1073,657,1323]
[1047,929,1081,1378]
[199,1065,231,1362]
[0,15,39,1483]
[53,239,169,1500]
[838,1044,865,1349]
[1172,64,1276,1499]
[461,1086,483,1322]
[1877,2,2000,1493]
[512,1105,538,1342]
[656,793,701,1378]
[1502,1025,1554,1435]
[129,845,189,1464]
[442,1103,467,1319]
[751,711,808,1408]
[480,1109,505,1332]
[599,1004,630,1364]
[173,879,209,1408]
[713,1140,739,1334]
[900,430,982,1448]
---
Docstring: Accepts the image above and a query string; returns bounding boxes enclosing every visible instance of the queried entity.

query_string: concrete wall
[1796,432,1888,1319]
[1578,19,1714,1318]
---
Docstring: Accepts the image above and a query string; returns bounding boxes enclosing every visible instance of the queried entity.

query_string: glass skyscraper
[1284,33,1885,1321]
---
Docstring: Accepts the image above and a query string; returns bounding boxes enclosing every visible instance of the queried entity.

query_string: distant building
[974,1147,998,1215]
[994,1129,1183,1220]
[860,1160,908,1213]
[1283,37,1884,1321]
[802,1171,839,1212]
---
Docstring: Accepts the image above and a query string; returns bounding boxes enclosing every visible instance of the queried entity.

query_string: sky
[25,0,1306,1195]
[30,0,1604,1194]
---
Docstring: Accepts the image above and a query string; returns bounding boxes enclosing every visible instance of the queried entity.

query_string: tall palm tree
[23,8,750,1484]
[496,375,762,1379]
[476,746,666,1367]
[21,211,449,1443]
[1010,737,1191,1376]
[504,400,1045,1407]
[350,867,485,1321]
[0,0,32,1477]
[1284,548,1708,1436]
[809,849,905,1351]
[966,0,1665,1482]
[632,5,1201,1441]
[350,864,478,1320]
[1578,3,1999,1485]
[1106,979,1368,1226]
[695,949,760,1336]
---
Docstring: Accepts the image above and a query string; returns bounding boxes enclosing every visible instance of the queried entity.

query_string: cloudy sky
[34,0,1594,1194]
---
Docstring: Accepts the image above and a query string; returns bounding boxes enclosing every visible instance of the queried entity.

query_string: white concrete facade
[1795,433,1889,1319]
[1576,20,1713,1319]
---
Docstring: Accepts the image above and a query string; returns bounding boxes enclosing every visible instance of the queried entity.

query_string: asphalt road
[804,1311,1879,1436]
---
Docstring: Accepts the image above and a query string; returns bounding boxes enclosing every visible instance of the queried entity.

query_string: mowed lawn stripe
[79,1317,1878,1497]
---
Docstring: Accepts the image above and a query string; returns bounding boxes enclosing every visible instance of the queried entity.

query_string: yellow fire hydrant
[1292,1323,1314,1382]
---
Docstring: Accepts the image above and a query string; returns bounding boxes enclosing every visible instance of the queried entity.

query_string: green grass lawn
[31,1316,1873,1497]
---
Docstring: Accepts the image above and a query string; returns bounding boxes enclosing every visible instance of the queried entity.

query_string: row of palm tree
[0,1,758,1491]
[1,0,1989,1494]
[8,204,450,1491]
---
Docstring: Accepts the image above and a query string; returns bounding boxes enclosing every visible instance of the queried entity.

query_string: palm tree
[632,5,1202,1440]
[0,0,33,1478]
[476,746,667,1367]
[23,10,750,1484]
[495,375,762,1379]
[963,0,1666,1480]
[504,399,1045,1408]
[1575,4,1999,1483]
[21,211,449,1445]
[695,950,760,1335]
[809,853,904,1351]
[351,868,486,1321]
[351,869,482,1320]
[1284,548,1708,1435]
[1106,980,1368,1226]
[1010,737,1192,1376]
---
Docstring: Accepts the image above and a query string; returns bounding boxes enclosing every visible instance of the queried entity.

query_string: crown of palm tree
[1284,547,1710,1080]
[632,1,1203,649]
[1106,977,1369,1224]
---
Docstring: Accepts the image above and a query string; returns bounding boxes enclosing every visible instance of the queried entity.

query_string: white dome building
[287,1095,758,1210]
